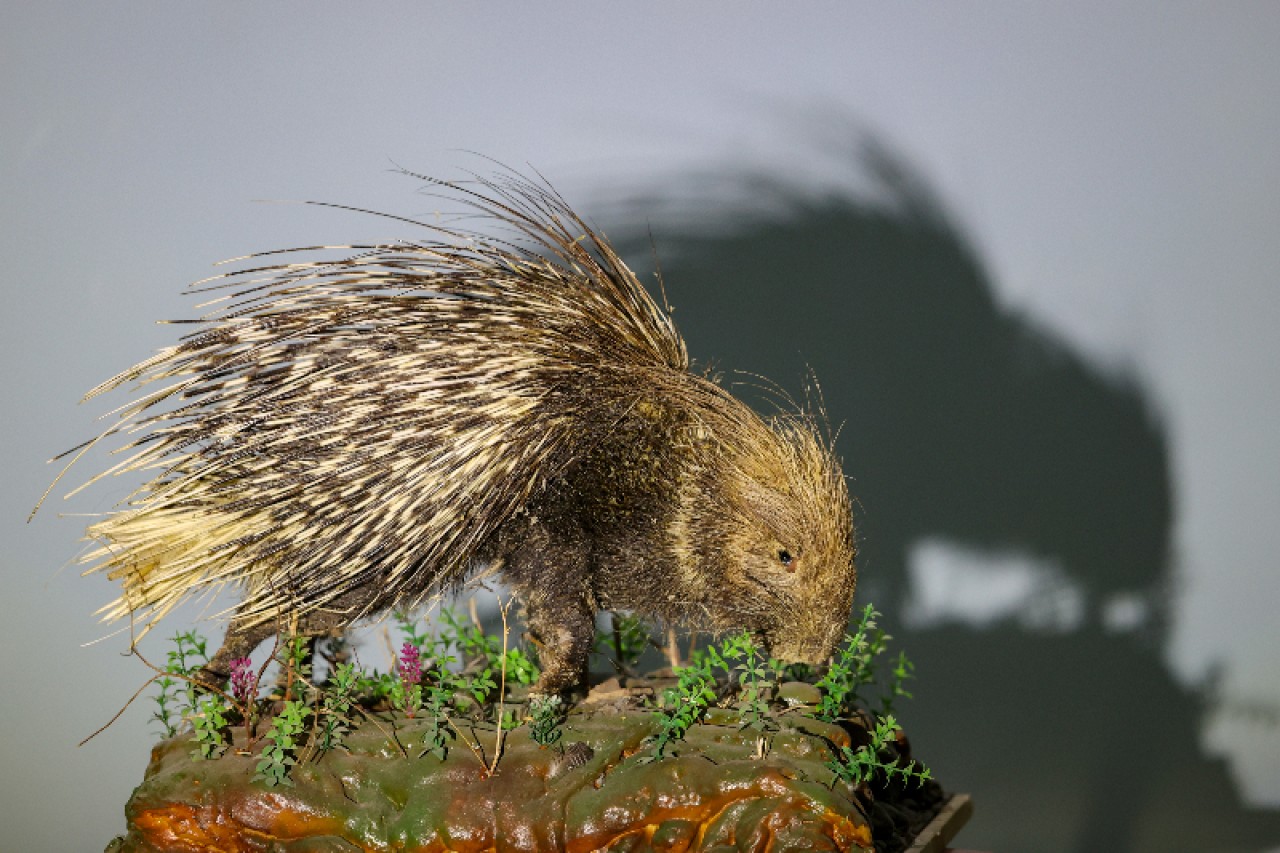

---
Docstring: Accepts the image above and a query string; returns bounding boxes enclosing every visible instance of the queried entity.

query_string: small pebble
[776,681,822,707]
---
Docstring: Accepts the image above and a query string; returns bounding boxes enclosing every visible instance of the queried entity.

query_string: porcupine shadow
[612,142,1280,852]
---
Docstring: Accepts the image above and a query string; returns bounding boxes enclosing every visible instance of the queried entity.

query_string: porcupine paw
[527,650,590,701]
[529,679,588,706]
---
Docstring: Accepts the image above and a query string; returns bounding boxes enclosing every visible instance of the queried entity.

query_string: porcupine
[41,172,857,695]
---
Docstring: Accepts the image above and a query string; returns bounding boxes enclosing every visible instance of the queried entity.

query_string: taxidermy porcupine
[39,172,856,694]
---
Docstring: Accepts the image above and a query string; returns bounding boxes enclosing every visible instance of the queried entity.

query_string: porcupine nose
[772,618,847,665]
[771,637,838,667]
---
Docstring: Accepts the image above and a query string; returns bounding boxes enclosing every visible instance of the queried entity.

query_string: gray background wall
[3,4,1279,851]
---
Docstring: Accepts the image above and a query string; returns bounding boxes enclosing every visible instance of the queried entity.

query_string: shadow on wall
[612,142,1280,853]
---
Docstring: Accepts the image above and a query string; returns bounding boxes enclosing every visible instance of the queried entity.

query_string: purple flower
[229,657,257,704]
[398,642,422,686]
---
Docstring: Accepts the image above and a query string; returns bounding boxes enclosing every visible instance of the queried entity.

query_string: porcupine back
[53,174,690,633]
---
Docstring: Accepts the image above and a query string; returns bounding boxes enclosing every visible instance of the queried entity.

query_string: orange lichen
[566,768,866,852]
[820,808,875,850]
[134,803,352,852]
[134,805,246,852]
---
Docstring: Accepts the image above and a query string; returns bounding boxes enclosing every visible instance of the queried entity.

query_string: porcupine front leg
[524,590,595,697]
[494,515,596,696]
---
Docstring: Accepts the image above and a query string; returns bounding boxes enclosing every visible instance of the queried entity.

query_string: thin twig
[445,711,487,770]
[80,672,170,747]
[299,678,324,765]
[82,613,239,747]
[486,597,513,777]
[244,628,283,748]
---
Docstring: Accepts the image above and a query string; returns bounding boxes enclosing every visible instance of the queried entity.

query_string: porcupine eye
[777,549,794,571]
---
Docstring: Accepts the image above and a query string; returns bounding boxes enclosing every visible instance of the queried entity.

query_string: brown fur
[44,171,857,694]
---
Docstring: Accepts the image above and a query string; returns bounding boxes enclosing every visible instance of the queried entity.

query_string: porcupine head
[39,171,857,697]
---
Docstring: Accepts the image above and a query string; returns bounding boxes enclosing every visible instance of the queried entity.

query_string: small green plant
[616,613,652,666]
[686,638,729,681]
[467,667,497,706]
[815,604,887,722]
[427,646,463,706]
[278,635,313,701]
[826,714,932,789]
[400,631,466,760]
[151,673,180,739]
[393,609,432,651]
[419,686,454,761]
[594,612,653,675]
[528,695,565,749]
[190,693,230,760]
[356,668,400,705]
[880,650,915,717]
[254,699,309,787]
[165,630,210,726]
[649,659,718,759]
[498,647,540,686]
[440,607,501,669]
[721,631,777,732]
[317,662,359,753]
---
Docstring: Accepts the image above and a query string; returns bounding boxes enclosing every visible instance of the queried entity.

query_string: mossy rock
[109,694,882,852]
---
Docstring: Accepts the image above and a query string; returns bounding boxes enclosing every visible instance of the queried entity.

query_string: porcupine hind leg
[195,613,331,690]
[195,616,277,691]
